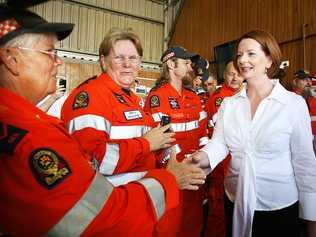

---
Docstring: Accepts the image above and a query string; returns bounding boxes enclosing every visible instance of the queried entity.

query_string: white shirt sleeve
[201,98,229,170]
[290,97,316,221]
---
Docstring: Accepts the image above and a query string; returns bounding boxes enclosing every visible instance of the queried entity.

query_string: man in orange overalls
[144,46,208,237]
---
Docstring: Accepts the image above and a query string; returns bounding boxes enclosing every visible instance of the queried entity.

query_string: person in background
[203,72,217,96]
[204,61,243,237]
[0,2,205,236]
[37,83,66,112]
[191,30,316,237]
[292,69,316,153]
[292,69,312,95]
[144,46,208,237]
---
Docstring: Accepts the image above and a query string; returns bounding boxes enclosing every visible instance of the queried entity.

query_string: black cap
[0,0,74,45]
[191,55,209,81]
[161,46,197,63]
[294,69,311,80]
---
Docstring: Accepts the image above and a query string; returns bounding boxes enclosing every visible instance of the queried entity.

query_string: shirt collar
[236,79,289,105]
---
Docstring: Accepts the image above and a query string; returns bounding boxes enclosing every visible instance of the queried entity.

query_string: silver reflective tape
[137,178,165,219]
[212,113,218,124]
[199,136,209,146]
[106,171,147,186]
[68,114,111,134]
[199,110,207,121]
[45,172,113,237]
[152,112,168,122]
[311,115,316,121]
[110,125,150,139]
[99,143,119,175]
[208,119,214,127]
[171,120,199,132]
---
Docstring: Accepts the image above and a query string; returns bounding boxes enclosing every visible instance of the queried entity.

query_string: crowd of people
[1,1,316,237]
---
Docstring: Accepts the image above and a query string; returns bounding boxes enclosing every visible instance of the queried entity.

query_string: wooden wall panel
[170,0,316,88]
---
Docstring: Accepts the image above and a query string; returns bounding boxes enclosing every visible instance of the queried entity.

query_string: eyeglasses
[112,55,141,65]
[17,47,59,61]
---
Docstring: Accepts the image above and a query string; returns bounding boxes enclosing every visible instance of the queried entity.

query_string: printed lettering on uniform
[215,97,223,107]
[168,96,180,109]
[124,110,143,120]
[0,122,28,155]
[150,95,160,108]
[29,148,71,189]
[72,91,89,110]
[114,93,127,104]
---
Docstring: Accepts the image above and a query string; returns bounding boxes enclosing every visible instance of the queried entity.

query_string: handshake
[165,149,211,191]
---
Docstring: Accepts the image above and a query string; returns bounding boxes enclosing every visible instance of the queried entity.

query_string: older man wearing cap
[0,2,206,236]
[292,69,312,95]
[144,46,208,237]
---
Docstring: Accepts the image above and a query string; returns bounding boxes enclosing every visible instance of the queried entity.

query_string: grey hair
[2,33,54,48]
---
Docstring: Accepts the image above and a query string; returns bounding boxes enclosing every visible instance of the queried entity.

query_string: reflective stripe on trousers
[137,178,166,219]
[45,172,113,237]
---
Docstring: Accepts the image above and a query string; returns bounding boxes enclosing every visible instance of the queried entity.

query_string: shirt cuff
[299,192,316,221]
[135,137,151,156]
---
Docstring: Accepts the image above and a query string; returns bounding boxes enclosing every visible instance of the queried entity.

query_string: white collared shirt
[201,80,316,229]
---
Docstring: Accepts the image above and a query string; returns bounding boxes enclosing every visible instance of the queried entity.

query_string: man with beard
[293,69,316,152]
[144,46,208,237]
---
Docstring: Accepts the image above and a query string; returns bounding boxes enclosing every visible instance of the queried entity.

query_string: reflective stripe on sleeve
[212,113,218,124]
[106,171,147,186]
[199,136,209,146]
[208,119,214,128]
[99,143,119,175]
[137,178,166,220]
[67,114,111,134]
[45,172,113,237]
[110,125,151,139]
[311,115,316,121]
[199,111,207,121]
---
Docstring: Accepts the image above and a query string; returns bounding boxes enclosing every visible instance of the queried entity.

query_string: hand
[190,150,210,168]
[166,150,206,190]
[143,124,176,152]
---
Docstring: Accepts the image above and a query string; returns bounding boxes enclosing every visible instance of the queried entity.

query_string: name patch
[124,110,143,120]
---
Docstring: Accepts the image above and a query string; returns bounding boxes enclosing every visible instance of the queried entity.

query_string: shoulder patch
[0,122,28,155]
[215,97,223,107]
[150,95,160,108]
[29,148,71,189]
[72,91,89,110]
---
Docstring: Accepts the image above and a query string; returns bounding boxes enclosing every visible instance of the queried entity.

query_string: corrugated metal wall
[30,0,165,65]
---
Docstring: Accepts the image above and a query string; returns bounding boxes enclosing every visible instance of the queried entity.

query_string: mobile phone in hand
[160,115,171,132]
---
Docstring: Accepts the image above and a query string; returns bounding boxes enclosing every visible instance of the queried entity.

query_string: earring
[265,67,268,74]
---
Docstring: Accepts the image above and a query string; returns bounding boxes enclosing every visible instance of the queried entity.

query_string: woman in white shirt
[193,30,316,237]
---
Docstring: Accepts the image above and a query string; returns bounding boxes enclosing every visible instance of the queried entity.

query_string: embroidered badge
[29,148,71,189]
[0,122,28,155]
[150,95,160,108]
[72,91,89,110]
[124,110,143,120]
[168,96,180,109]
[114,93,127,104]
[215,97,223,107]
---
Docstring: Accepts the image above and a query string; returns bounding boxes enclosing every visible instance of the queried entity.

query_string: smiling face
[0,34,62,104]
[102,39,141,89]
[236,38,272,81]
